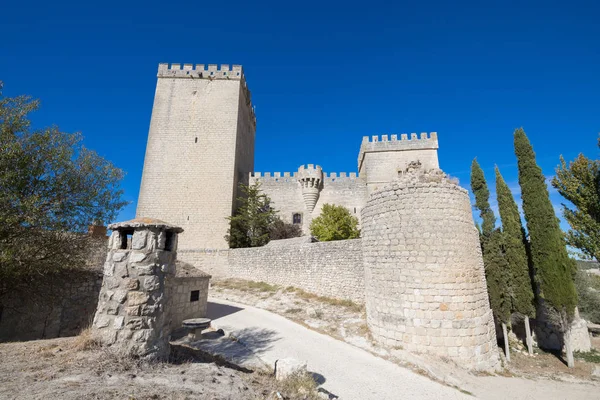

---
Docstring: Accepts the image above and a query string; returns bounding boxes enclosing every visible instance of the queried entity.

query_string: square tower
[358,132,439,194]
[137,63,256,250]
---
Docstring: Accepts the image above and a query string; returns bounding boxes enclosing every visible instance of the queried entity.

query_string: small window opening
[187,216,190,221]
[165,232,175,251]
[120,229,134,249]
[293,213,302,225]
[195,137,198,143]
[354,207,356,213]
[190,290,200,302]
[192,90,197,95]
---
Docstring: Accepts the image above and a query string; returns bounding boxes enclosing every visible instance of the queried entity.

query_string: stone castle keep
[135,62,501,370]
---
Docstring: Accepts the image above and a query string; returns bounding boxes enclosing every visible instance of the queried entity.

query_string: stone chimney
[92,217,183,360]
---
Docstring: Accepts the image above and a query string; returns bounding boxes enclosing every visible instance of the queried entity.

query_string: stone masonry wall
[228,237,364,303]
[250,172,367,233]
[361,169,500,371]
[137,63,256,251]
[0,270,102,342]
[167,276,210,330]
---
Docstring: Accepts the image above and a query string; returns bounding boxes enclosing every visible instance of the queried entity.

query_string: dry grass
[253,369,321,400]
[277,371,321,400]
[71,325,101,351]
[285,287,364,312]
[213,279,280,293]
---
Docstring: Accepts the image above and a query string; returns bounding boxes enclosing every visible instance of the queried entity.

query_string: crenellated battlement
[250,171,362,183]
[157,63,244,79]
[358,132,439,171]
[157,63,255,123]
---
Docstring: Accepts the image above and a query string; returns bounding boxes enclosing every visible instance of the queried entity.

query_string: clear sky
[1,0,598,227]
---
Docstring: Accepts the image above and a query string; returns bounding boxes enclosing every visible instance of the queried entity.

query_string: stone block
[132,231,147,250]
[128,291,149,306]
[274,358,308,381]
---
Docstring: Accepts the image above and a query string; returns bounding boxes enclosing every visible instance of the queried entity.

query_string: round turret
[297,164,323,212]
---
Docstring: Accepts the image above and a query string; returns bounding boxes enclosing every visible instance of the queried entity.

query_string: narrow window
[293,213,302,225]
[354,207,356,213]
[190,290,200,302]
[195,137,198,143]
[165,232,175,251]
[120,229,134,249]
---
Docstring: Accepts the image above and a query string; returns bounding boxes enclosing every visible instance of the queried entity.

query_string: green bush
[309,204,360,241]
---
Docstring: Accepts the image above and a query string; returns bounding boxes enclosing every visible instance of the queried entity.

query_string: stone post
[361,165,501,371]
[92,217,183,360]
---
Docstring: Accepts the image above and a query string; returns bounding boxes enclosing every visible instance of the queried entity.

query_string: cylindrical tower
[297,164,323,212]
[361,166,500,371]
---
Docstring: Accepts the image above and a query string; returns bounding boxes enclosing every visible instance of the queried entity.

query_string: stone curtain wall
[361,170,500,371]
[228,238,365,303]
[0,270,102,342]
[178,249,230,278]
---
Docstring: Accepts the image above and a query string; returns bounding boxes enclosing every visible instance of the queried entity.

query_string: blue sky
[1,0,598,229]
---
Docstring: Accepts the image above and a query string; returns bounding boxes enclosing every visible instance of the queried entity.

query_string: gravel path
[208,297,470,400]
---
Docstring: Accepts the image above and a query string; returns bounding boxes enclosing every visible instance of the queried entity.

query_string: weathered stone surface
[275,358,308,380]
[128,291,149,306]
[132,231,147,250]
[361,166,500,372]
[92,221,182,360]
[228,238,364,304]
[592,366,600,381]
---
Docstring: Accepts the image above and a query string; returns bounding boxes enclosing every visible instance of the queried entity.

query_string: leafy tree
[225,182,277,248]
[0,82,126,296]
[269,218,302,241]
[309,204,360,241]
[470,159,496,238]
[496,166,536,354]
[552,138,600,261]
[514,128,578,367]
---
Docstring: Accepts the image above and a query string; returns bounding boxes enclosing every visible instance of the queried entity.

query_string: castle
[136,63,502,371]
[137,63,440,245]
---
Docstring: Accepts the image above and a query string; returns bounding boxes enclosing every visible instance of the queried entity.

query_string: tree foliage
[0,82,127,295]
[514,128,577,319]
[470,160,510,322]
[552,138,600,261]
[225,182,278,248]
[495,166,535,317]
[483,229,512,323]
[269,218,302,241]
[470,159,496,238]
[309,204,360,241]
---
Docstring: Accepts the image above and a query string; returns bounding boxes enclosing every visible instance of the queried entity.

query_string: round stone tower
[361,164,500,371]
[297,164,323,212]
[92,217,182,360]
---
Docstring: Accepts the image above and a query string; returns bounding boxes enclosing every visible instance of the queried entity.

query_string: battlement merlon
[357,132,439,171]
[157,63,256,124]
[249,170,362,183]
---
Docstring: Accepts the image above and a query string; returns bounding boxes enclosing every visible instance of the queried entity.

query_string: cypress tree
[495,166,536,353]
[514,128,578,366]
[471,159,511,360]
[471,159,496,238]
[495,166,535,316]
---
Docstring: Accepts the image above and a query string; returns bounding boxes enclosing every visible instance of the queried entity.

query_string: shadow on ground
[207,301,244,320]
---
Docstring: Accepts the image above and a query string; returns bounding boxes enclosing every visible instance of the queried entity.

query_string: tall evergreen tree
[495,166,535,317]
[514,128,578,367]
[471,159,511,360]
[495,166,536,353]
[471,159,496,238]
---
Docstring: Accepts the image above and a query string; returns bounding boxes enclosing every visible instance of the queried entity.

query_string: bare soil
[0,336,319,400]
